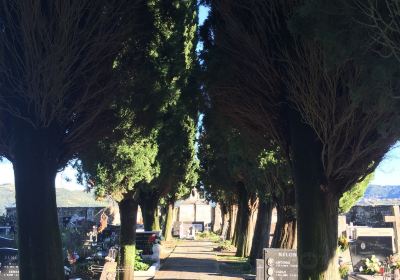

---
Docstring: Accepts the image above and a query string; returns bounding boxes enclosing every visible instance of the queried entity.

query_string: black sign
[0,238,16,249]
[350,236,393,270]
[263,248,298,280]
[0,248,19,280]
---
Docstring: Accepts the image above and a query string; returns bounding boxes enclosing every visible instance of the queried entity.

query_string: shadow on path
[154,240,245,280]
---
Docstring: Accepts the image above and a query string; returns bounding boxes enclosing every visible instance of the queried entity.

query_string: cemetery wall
[6,206,105,226]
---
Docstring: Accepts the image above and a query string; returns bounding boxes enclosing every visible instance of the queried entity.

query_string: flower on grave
[67,250,79,265]
[362,255,382,275]
[147,233,162,247]
[148,234,157,244]
[387,254,400,270]
[338,235,349,252]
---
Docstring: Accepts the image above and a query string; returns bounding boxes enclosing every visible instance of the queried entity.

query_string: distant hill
[0,184,107,214]
[356,185,400,206]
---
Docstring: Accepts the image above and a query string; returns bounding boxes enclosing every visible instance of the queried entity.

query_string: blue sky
[1,144,400,189]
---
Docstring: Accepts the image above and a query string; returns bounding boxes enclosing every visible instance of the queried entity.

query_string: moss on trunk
[163,200,174,241]
[118,194,138,280]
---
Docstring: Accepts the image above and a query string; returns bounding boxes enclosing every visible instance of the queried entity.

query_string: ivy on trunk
[118,194,138,279]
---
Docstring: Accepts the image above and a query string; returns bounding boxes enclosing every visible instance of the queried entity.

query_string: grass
[217,253,253,274]
[196,231,221,242]
[214,240,236,252]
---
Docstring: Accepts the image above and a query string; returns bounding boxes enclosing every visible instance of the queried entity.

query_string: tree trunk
[235,185,250,257]
[227,203,236,241]
[232,209,240,246]
[139,191,160,231]
[249,200,273,264]
[271,205,297,249]
[271,186,297,249]
[245,196,258,257]
[118,195,138,280]
[220,202,229,240]
[163,199,175,241]
[290,110,340,280]
[13,127,64,280]
[141,205,159,231]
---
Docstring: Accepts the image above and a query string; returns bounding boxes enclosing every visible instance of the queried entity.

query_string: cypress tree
[0,1,137,278]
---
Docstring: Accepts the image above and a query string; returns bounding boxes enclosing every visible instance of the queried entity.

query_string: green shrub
[134,249,150,271]
[196,231,220,242]
[338,236,349,252]
[215,240,236,252]
[339,264,350,279]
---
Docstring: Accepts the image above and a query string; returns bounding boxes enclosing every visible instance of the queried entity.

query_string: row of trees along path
[200,0,400,279]
[1,1,400,280]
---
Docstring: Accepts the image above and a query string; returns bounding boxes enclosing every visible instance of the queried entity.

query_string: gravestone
[0,248,19,280]
[350,236,393,271]
[256,259,264,280]
[99,261,117,280]
[172,221,204,238]
[136,231,161,255]
[256,248,298,280]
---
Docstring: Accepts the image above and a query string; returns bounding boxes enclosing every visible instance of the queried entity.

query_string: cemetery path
[154,240,246,280]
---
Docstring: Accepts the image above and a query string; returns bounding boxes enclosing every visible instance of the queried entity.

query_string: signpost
[257,248,298,280]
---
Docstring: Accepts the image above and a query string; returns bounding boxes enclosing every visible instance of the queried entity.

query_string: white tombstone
[152,243,161,262]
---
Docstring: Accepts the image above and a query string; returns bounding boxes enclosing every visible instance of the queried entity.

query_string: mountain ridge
[0,184,107,214]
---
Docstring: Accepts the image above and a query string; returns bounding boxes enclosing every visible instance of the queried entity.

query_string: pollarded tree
[202,1,400,278]
[0,1,137,278]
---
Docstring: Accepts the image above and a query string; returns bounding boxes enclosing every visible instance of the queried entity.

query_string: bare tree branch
[0,0,140,163]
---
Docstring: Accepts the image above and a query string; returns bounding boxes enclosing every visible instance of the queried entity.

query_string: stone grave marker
[136,231,161,255]
[384,205,400,254]
[0,248,19,280]
[350,236,393,272]
[99,261,117,280]
[172,222,204,238]
[256,248,298,280]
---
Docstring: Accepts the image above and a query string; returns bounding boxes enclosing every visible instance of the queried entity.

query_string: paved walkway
[154,240,244,280]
